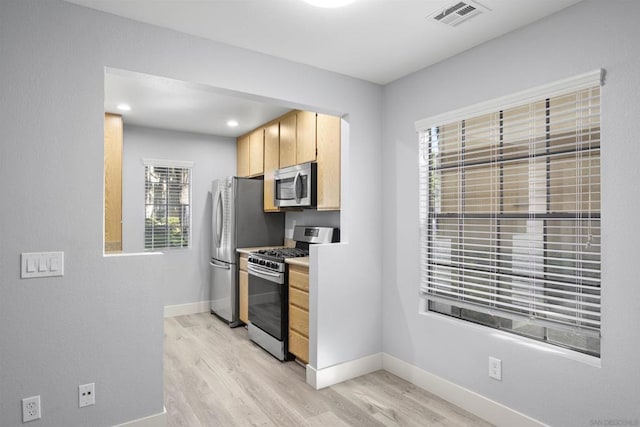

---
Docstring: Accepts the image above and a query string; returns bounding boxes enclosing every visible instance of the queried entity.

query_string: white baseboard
[306,352,383,390]
[382,353,545,427]
[114,407,167,427]
[164,301,210,318]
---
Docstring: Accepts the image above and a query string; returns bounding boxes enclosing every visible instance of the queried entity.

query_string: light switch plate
[21,252,64,278]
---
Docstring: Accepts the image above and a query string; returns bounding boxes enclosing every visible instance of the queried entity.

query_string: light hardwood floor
[164,313,493,427]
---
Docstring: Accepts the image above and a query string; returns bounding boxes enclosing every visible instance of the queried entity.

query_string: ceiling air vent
[428,1,488,27]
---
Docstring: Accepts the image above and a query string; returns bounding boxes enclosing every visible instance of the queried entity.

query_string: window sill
[103,251,163,258]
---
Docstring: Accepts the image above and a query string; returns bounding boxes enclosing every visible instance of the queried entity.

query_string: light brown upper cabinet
[316,114,341,211]
[296,110,317,165]
[238,109,341,211]
[279,112,297,168]
[280,110,318,168]
[237,129,264,178]
[104,113,123,253]
[263,122,280,212]
[236,133,250,177]
[249,128,264,177]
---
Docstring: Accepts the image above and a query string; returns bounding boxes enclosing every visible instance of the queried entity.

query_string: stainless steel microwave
[274,162,317,208]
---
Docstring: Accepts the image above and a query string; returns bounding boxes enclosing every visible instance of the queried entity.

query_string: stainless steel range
[247,226,338,361]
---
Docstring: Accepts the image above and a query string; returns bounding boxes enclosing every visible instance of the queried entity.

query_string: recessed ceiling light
[304,0,356,8]
[227,120,239,127]
[117,103,131,112]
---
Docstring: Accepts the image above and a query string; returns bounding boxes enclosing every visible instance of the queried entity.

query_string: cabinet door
[263,122,280,211]
[249,128,264,177]
[279,113,297,168]
[104,113,123,253]
[237,134,250,177]
[239,269,248,324]
[296,111,317,164]
[316,114,341,210]
[289,330,309,364]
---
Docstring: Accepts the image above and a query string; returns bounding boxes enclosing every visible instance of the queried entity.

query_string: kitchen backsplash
[285,210,340,241]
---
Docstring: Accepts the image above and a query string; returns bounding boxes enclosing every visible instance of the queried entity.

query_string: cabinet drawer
[239,255,248,271]
[289,287,309,311]
[289,329,309,364]
[289,265,309,292]
[289,305,309,337]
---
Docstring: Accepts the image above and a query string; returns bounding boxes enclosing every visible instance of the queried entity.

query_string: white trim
[305,352,383,389]
[382,353,546,427]
[114,407,167,427]
[142,158,194,168]
[304,352,545,425]
[415,69,604,131]
[164,301,211,318]
[103,252,163,258]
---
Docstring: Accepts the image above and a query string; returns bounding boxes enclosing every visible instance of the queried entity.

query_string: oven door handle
[248,264,284,283]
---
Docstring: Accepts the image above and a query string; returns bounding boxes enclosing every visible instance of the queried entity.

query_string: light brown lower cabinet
[288,264,309,363]
[239,254,249,324]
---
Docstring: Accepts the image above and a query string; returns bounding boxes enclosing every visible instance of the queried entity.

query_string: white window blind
[144,161,192,250]
[417,71,602,355]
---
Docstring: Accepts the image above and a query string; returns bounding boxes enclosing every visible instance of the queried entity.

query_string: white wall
[0,1,383,426]
[122,124,236,306]
[381,1,640,425]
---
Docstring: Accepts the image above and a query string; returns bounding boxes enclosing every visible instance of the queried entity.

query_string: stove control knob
[259,259,265,265]
[267,262,275,269]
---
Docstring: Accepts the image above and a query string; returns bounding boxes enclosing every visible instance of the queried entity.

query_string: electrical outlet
[22,395,41,423]
[79,383,95,408]
[489,356,502,380]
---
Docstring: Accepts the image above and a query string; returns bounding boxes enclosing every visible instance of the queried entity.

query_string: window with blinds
[144,161,192,250]
[417,71,602,356]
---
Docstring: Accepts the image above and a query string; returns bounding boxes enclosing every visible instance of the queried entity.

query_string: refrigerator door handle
[209,260,231,270]
[212,189,219,247]
[214,190,223,249]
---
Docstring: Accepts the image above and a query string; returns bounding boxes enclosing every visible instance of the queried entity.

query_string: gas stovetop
[248,226,336,269]
[251,247,309,263]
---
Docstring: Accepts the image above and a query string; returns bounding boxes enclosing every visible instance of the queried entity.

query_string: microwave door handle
[293,171,301,202]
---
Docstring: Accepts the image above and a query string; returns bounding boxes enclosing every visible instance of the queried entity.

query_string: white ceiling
[83,0,583,136]
[105,69,291,137]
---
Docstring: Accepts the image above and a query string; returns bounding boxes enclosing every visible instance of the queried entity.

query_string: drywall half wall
[0,1,382,426]
[381,0,640,426]
[122,124,236,306]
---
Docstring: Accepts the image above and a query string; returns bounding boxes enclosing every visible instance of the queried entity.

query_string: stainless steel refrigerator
[210,177,284,326]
